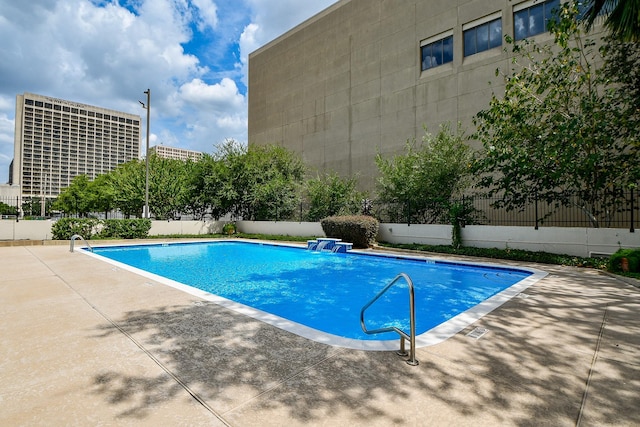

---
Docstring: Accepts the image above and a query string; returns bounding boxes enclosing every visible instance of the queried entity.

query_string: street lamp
[139,89,150,219]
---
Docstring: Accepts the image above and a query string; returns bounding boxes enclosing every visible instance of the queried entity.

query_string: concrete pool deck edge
[1,240,639,426]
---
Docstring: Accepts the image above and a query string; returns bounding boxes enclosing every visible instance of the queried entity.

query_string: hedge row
[320,215,379,248]
[51,218,152,240]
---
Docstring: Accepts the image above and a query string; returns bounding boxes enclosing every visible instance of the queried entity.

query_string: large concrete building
[248,0,564,188]
[10,92,141,205]
[150,145,203,161]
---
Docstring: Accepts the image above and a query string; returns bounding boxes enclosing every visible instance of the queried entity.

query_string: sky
[0,0,339,183]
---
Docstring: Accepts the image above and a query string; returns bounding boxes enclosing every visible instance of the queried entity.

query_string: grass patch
[377,242,610,269]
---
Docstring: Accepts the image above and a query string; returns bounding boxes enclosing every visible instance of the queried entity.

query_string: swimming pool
[83,240,546,350]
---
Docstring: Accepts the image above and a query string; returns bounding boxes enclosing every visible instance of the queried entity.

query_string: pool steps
[307,238,353,253]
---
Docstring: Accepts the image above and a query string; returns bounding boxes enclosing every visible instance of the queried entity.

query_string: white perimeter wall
[376,224,640,258]
[1,220,638,257]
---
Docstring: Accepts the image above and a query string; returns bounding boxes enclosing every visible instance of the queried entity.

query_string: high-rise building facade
[12,92,141,201]
[150,145,203,161]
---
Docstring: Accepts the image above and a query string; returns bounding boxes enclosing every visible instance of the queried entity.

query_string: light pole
[139,89,150,219]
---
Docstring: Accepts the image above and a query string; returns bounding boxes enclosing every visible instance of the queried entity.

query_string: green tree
[52,175,92,217]
[584,0,640,42]
[207,139,246,219]
[110,159,146,218]
[600,36,640,159]
[0,201,18,216]
[472,3,638,227]
[239,144,306,220]
[375,123,472,224]
[182,158,210,220]
[195,140,305,221]
[87,173,116,218]
[148,154,189,220]
[305,172,366,221]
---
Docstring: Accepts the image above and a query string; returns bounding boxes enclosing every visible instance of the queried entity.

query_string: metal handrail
[360,272,418,366]
[70,234,93,253]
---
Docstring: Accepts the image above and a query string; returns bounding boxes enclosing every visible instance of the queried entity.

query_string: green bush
[320,215,379,248]
[51,218,151,240]
[51,218,100,240]
[222,222,236,235]
[98,219,152,239]
[608,248,640,273]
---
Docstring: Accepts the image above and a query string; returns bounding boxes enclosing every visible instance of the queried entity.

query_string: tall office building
[150,145,203,161]
[12,92,141,203]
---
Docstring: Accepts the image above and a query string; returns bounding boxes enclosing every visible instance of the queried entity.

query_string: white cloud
[192,0,218,31]
[0,0,339,181]
[239,23,260,66]
[180,78,244,110]
[0,113,14,146]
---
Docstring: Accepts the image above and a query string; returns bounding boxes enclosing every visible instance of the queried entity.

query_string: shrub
[320,215,379,248]
[51,218,151,240]
[222,222,236,235]
[608,248,640,273]
[51,218,100,240]
[98,219,151,239]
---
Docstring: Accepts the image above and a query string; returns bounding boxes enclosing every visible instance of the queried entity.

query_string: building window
[464,17,502,57]
[421,35,453,71]
[514,0,560,41]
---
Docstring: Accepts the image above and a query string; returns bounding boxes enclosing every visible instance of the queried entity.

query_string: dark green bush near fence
[51,218,100,240]
[98,219,152,239]
[51,218,151,240]
[608,248,640,273]
[321,215,379,248]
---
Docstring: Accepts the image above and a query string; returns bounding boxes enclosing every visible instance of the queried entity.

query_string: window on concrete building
[421,33,453,71]
[513,0,560,41]
[464,16,502,57]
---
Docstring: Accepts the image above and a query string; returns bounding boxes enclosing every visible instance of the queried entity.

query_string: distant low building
[150,145,203,161]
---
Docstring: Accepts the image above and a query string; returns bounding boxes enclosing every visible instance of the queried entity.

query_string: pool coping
[80,238,548,351]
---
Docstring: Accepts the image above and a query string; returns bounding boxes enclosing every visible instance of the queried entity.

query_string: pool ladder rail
[360,273,418,366]
[69,234,93,253]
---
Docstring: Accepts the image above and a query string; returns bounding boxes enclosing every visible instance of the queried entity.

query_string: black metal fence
[2,189,638,231]
[368,190,638,231]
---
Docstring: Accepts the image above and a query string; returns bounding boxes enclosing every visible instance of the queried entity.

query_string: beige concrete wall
[237,221,324,237]
[378,224,640,257]
[148,220,224,236]
[0,220,54,241]
[248,0,564,189]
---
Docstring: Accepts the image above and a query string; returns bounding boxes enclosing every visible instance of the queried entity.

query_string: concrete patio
[1,241,639,426]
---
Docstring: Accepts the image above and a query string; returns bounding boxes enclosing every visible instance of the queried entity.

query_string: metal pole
[534,192,539,230]
[631,187,635,233]
[141,89,151,219]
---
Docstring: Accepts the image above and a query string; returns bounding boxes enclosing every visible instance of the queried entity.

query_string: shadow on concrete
[88,270,640,425]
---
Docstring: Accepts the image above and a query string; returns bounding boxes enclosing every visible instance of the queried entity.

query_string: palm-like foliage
[584,0,640,42]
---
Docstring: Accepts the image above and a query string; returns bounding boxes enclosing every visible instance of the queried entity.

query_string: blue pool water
[87,240,544,348]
